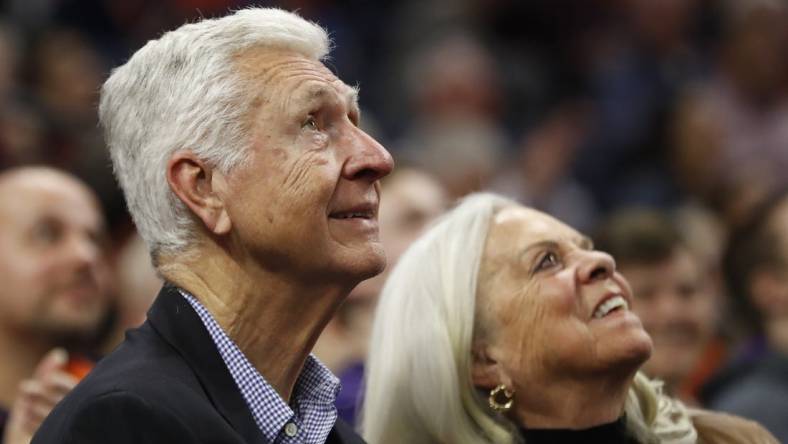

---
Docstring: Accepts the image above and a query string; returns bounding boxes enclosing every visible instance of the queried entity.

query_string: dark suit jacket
[32,285,366,444]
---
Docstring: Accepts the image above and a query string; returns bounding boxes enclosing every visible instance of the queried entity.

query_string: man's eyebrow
[298,84,359,108]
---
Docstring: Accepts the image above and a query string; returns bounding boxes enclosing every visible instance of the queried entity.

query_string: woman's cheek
[542,277,577,313]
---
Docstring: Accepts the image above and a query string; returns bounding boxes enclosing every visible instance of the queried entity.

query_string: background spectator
[701,189,788,443]
[0,167,111,443]
[673,0,788,224]
[594,208,726,406]
[0,0,784,227]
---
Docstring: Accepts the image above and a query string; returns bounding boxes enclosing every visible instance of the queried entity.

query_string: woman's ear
[471,341,507,389]
[166,151,232,236]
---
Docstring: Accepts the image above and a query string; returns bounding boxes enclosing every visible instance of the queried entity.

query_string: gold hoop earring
[488,384,514,412]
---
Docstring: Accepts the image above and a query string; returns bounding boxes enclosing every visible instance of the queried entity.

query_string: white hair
[362,192,698,444]
[99,8,330,260]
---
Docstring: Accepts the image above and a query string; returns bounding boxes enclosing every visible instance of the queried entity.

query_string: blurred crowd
[1,0,788,442]
[3,0,788,225]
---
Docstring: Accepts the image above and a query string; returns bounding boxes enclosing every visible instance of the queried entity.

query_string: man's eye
[302,116,319,130]
[677,283,698,300]
[535,251,560,272]
[31,220,62,246]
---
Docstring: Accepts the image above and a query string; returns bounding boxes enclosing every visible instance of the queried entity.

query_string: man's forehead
[235,49,358,108]
[0,180,101,226]
[235,49,332,87]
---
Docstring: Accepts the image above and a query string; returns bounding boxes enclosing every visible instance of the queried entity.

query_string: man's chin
[350,253,387,281]
[32,312,107,343]
[335,248,387,285]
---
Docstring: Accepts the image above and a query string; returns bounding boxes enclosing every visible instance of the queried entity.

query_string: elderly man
[0,167,111,444]
[33,8,391,444]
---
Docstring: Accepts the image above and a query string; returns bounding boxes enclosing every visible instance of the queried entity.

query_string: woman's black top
[519,416,639,444]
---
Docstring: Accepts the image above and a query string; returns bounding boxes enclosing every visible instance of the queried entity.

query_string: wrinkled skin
[473,206,653,424]
[219,50,394,285]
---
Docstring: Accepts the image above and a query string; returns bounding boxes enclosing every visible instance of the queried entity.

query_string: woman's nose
[577,250,616,284]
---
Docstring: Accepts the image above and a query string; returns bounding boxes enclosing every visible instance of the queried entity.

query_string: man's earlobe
[212,209,232,235]
[166,152,232,236]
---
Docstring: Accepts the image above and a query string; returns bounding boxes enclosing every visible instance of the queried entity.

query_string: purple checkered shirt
[179,289,340,443]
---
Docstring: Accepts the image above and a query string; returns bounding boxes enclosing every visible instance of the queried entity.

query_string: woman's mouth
[592,295,629,319]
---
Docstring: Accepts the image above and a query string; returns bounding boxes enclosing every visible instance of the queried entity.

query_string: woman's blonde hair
[362,193,698,444]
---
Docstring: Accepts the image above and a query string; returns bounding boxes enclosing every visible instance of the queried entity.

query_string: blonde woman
[363,193,775,444]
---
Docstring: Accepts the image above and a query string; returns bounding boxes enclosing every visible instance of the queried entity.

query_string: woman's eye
[535,251,560,272]
[302,116,319,130]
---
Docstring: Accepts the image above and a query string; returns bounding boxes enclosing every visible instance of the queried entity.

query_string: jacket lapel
[146,285,267,443]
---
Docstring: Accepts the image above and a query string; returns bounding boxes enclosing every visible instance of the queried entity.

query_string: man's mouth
[329,200,377,221]
[55,284,101,306]
[329,210,375,220]
[592,294,629,319]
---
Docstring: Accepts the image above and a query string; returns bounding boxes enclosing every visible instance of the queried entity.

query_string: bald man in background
[0,167,111,444]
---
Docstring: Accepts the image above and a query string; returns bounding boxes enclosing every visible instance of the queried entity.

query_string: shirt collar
[178,288,340,442]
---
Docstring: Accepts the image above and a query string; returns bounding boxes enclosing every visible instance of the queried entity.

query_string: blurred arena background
[2,0,787,234]
[1,0,787,434]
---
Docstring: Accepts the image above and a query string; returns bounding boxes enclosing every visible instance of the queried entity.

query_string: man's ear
[471,340,509,390]
[166,151,232,236]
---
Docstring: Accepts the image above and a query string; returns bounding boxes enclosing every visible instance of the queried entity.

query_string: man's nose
[577,250,616,284]
[342,128,394,182]
[64,232,102,269]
